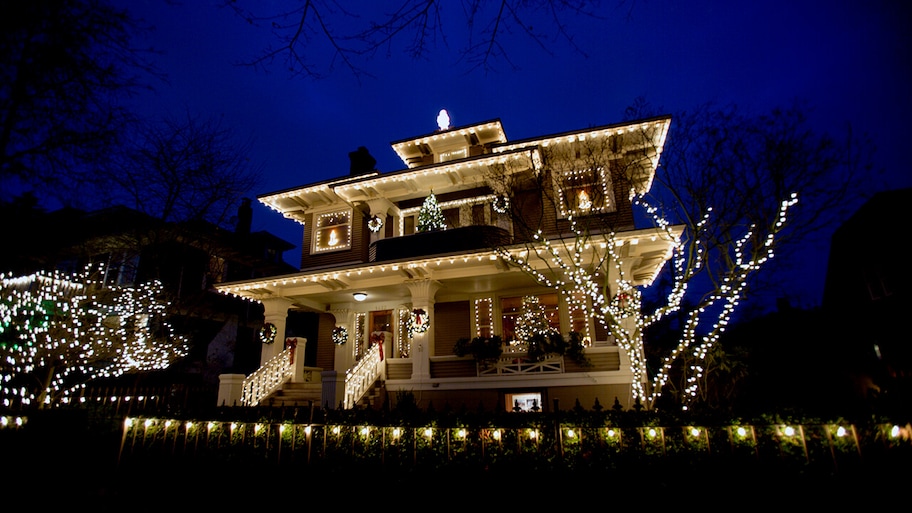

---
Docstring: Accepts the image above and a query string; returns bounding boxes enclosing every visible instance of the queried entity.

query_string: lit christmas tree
[514,295,554,343]
[0,266,190,408]
[416,190,447,232]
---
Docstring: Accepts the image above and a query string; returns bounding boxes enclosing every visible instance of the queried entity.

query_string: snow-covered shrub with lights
[0,267,190,408]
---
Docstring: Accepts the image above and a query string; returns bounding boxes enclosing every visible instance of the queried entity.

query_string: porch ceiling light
[353,292,368,302]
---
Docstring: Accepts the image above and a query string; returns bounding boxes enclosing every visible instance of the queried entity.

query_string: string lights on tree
[0,266,190,408]
[416,190,447,232]
[496,174,798,409]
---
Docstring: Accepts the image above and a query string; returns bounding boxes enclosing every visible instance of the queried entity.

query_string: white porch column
[260,297,294,366]
[329,307,355,373]
[365,198,397,242]
[405,279,441,381]
[217,373,245,407]
[288,337,308,382]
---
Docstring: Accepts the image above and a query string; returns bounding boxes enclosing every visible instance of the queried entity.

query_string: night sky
[118,0,911,310]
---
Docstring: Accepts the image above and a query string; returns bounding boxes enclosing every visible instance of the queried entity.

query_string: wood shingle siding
[566,351,621,372]
[430,358,476,378]
[433,301,471,356]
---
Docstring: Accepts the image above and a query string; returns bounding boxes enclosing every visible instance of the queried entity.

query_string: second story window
[556,167,615,218]
[313,209,352,253]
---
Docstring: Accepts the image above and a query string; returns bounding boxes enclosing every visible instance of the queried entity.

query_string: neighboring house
[215,112,678,412]
[822,187,911,411]
[0,198,298,386]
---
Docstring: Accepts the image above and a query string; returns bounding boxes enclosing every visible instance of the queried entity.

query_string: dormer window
[313,209,352,253]
[556,167,615,218]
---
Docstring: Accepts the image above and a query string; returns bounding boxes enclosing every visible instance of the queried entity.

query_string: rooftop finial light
[437,109,450,130]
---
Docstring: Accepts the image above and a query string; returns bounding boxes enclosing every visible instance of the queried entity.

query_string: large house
[215,112,680,412]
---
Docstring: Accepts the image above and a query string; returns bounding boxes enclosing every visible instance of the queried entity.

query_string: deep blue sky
[120,0,910,310]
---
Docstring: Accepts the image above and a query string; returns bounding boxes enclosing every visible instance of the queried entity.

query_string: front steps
[262,381,322,407]
[260,379,385,409]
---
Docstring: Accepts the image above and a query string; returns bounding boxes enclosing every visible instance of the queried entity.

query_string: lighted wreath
[407,308,430,336]
[492,194,510,214]
[332,326,348,345]
[610,292,636,316]
[259,323,277,344]
[367,215,383,233]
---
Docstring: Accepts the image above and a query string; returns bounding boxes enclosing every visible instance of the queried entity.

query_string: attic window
[312,209,352,253]
[556,167,615,218]
[439,148,467,163]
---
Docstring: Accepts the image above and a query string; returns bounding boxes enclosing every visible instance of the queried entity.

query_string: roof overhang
[214,225,683,312]
[256,148,538,223]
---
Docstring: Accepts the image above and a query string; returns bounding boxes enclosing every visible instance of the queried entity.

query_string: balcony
[370,225,512,262]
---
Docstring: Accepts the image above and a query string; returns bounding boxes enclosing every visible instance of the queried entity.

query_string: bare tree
[0,0,159,203]
[222,0,615,80]
[489,101,873,409]
[96,111,262,227]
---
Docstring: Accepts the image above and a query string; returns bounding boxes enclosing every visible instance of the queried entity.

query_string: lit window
[475,298,493,338]
[439,148,467,163]
[313,209,352,253]
[556,167,615,217]
[501,293,559,344]
[506,392,543,412]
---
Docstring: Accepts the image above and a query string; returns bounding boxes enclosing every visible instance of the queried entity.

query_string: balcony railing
[479,353,564,375]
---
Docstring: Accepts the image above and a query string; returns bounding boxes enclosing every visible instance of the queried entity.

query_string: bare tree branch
[221,0,612,80]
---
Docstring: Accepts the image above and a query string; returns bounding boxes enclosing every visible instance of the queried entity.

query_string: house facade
[216,112,679,412]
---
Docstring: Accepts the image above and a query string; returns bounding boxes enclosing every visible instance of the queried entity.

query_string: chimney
[236,197,252,235]
[349,146,377,176]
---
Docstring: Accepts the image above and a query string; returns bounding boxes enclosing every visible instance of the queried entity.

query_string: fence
[110,415,910,475]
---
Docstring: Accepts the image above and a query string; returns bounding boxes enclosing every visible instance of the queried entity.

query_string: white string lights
[0,266,190,408]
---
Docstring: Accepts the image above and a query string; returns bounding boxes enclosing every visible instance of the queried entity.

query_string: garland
[259,323,277,344]
[332,326,348,345]
[367,215,383,233]
[407,308,429,337]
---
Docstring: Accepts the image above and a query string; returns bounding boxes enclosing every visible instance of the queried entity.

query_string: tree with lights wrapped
[486,101,872,410]
[416,190,447,232]
[0,267,190,409]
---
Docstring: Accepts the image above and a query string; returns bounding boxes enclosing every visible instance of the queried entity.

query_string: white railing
[343,344,382,409]
[241,347,294,406]
[478,353,564,375]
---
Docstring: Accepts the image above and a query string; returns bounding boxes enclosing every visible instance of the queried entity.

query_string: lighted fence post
[851,424,863,460]
[117,417,131,466]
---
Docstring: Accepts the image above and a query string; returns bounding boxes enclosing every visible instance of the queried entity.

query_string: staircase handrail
[241,347,294,406]
[343,344,382,409]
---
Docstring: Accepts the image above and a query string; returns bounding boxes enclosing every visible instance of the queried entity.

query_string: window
[555,167,615,217]
[313,209,352,253]
[501,293,559,344]
[506,392,542,412]
[471,204,486,225]
[474,298,493,338]
[443,208,460,229]
[439,148,467,163]
[567,292,591,345]
[97,251,139,287]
